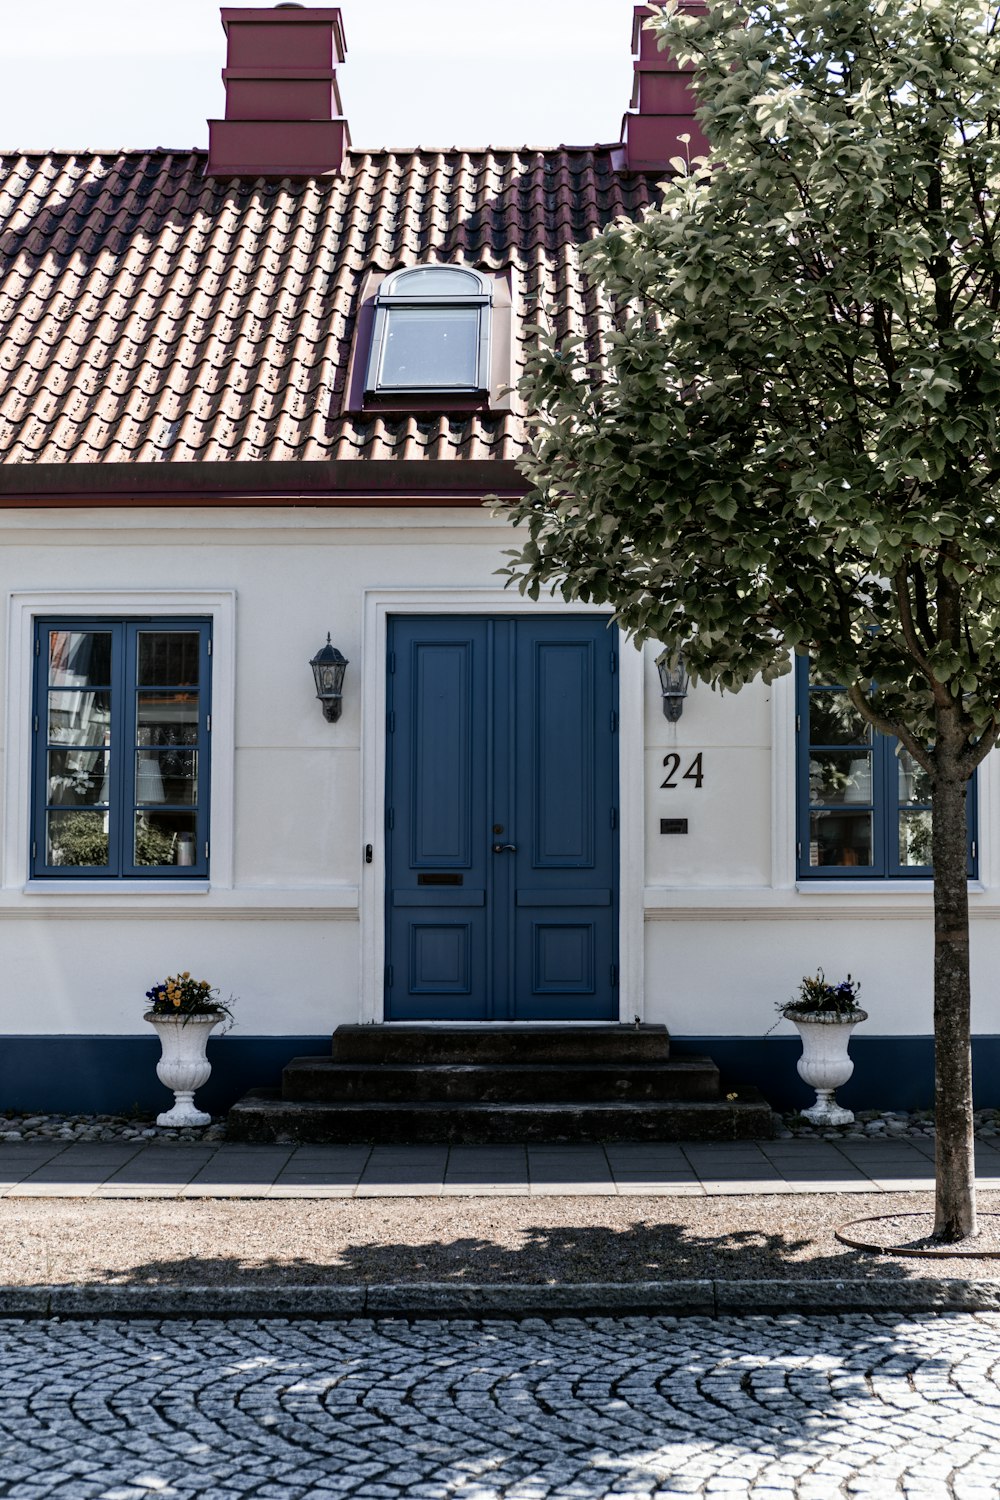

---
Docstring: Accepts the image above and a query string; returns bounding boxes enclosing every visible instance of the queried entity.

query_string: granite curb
[3,1278,1000,1320]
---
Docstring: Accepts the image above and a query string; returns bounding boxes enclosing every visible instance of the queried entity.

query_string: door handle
[492,843,517,854]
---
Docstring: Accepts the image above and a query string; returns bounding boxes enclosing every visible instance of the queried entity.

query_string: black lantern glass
[657,652,689,722]
[310,634,348,722]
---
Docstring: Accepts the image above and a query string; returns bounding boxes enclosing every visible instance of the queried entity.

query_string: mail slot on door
[417,873,464,886]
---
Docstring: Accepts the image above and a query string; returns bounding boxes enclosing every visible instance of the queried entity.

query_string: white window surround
[5,590,236,898]
[359,587,646,1024]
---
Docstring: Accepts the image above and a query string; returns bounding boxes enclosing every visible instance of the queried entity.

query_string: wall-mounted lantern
[657,651,689,722]
[310,634,349,722]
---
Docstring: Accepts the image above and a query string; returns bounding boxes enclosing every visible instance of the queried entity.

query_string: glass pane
[808,810,873,868]
[390,266,482,297]
[134,810,197,867]
[47,631,112,688]
[380,306,480,388]
[809,692,871,746]
[137,632,200,687]
[898,750,932,805]
[134,750,197,806]
[47,690,111,746]
[47,750,108,807]
[899,809,933,867]
[47,809,109,867]
[809,751,872,805]
[136,692,199,746]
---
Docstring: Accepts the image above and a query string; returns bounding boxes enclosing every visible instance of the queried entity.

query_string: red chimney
[207,5,350,178]
[621,2,709,172]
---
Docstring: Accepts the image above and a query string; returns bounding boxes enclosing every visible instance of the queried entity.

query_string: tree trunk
[931,723,976,1242]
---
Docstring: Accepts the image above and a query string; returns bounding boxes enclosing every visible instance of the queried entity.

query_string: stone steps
[281,1057,723,1104]
[227,1090,775,1144]
[327,1023,674,1066]
[226,1022,774,1144]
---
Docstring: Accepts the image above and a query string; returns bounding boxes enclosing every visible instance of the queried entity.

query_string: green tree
[501,0,1000,1240]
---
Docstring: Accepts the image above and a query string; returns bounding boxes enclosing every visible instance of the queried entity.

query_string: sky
[0,0,641,153]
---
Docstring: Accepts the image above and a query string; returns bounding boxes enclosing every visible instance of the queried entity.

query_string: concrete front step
[226,1090,774,1144]
[281,1057,722,1105]
[329,1023,672,1066]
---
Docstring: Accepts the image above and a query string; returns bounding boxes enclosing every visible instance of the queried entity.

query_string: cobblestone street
[3,1313,1000,1498]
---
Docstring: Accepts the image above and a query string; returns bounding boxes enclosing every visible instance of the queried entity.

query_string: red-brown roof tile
[0,147,660,496]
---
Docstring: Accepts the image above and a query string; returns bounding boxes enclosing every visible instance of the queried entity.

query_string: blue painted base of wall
[0,1037,329,1116]
[673,1036,1000,1113]
[4,1034,1000,1116]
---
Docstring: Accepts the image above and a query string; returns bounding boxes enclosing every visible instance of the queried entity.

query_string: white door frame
[359,587,645,1023]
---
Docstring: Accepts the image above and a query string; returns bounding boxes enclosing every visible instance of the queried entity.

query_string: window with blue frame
[31,619,211,878]
[796,658,976,879]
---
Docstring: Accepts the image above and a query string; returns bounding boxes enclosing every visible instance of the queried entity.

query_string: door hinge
[972,840,978,861]
[204,841,210,860]
[34,638,40,656]
[206,714,212,732]
[610,807,617,830]
[31,840,36,860]
[796,714,801,732]
[610,964,618,986]
[796,841,802,859]
[33,714,38,733]
[386,710,395,733]
[386,807,394,830]
[207,639,212,657]
[610,710,618,733]
[385,964,393,987]
[610,651,617,674]
[387,651,395,675]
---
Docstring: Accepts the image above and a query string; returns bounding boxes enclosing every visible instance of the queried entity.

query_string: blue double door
[385,616,619,1020]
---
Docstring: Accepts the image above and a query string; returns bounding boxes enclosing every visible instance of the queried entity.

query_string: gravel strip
[4,1191,1000,1288]
[2,1106,999,1144]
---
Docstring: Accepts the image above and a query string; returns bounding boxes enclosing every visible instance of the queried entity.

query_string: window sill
[23,881,211,896]
[795,880,985,896]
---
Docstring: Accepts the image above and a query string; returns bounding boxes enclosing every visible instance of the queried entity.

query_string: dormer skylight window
[365,266,492,395]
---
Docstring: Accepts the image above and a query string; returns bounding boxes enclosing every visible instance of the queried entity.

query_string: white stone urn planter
[784,1006,868,1126]
[144,1010,224,1126]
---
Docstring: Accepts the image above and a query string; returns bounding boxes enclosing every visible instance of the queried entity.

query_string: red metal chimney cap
[632,1,707,58]
[221,7,346,63]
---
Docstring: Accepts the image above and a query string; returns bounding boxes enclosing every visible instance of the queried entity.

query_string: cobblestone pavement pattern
[3,1313,1000,1499]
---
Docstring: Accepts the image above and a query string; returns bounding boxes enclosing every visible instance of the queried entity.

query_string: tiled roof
[0,148,661,496]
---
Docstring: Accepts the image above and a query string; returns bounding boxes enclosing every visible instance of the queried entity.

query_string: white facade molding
[359,587,646,1024]
[6,886,357,919]
[5,589,237,893]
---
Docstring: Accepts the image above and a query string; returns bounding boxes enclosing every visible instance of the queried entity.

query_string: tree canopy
[499,0,1000,1241]
[503,0,1000,777]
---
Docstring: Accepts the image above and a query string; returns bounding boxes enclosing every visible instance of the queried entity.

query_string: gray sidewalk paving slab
[273,1170,367,1183]
[4,1134,1000,1198]
[285,1146,372,1164]
[6,1182,102,1198]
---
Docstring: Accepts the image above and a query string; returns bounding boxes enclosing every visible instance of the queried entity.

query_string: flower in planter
[781,970,862,1018]
[145,972,235,1025]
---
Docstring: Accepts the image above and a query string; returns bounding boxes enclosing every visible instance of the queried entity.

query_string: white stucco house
[0,3,994,1128]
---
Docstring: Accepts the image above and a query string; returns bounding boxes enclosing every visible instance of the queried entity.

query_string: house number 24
[661,752,704,789]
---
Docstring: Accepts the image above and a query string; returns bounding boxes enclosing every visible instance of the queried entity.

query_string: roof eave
[0,459,528,505]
